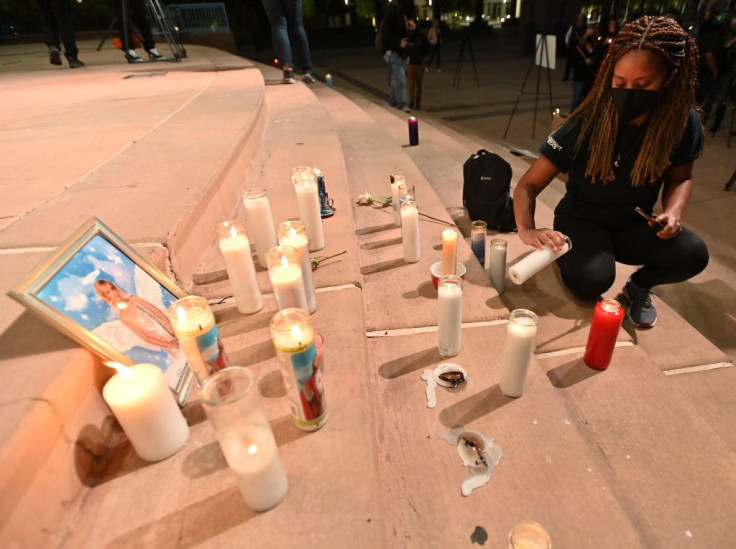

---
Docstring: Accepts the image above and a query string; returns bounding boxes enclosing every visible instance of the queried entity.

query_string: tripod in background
[97,0,186,61]
[503,33,554,140]
[453,30,480,90]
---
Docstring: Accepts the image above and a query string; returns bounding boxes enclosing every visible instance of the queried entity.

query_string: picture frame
[8,217,193,404]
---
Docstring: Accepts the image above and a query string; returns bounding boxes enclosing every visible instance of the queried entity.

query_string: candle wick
[198,325,202,331]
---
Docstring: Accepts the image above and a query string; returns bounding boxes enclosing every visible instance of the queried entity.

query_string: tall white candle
[390,172,405,227]
[102,363,189,462]
[217,221,263,314]
[242,188,278,269]
[168,296,229,386]
[200,367,288,512]
[401,199,420,263]
[278,221,317,313]
[292,166,325,251]
[509,236,572,285]
[267,247,308,311]
[489,238,508,294]
[499,309,538,398]
[441,229,458,276]
[438,275,463,357]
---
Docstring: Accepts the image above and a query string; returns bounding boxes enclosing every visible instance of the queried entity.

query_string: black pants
[36,0,78,58]
[554,212,709,301]
[427,44,441,69]
[116,0,155,52]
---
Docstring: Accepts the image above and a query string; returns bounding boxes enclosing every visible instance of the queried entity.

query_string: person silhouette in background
[260,0,318,84]
[379,0,415,112]
[426,18,442,71]
[36,0,84,68]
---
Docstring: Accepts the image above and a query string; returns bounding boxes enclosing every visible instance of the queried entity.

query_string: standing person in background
[261,0,318,84]
[570,28,596,112]
[379,0,415,112]
[563,13,586,81]
[426,18,442,71]
[36,0,84,68]
[115,0,164,63]
[707,18,736,135]
[406,24,429,110]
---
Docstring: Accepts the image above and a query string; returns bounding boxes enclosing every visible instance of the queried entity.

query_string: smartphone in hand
[634,207,666,229]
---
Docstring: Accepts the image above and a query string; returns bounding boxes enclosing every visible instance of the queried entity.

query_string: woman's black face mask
[610,87,659,123]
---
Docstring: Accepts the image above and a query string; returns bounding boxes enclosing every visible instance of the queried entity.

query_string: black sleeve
[669,107,703,166]
[538,117,580,173]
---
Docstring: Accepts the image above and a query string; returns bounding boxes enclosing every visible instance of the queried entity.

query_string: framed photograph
[8,217,193,403]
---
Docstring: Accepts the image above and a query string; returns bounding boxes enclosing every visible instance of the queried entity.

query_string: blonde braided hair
[572,15,699,186]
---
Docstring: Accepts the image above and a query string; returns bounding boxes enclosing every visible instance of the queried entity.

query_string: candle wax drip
[438,426,503,497]
[420,363,468,409]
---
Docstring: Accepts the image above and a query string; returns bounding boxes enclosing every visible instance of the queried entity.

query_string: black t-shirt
[539,107,702,229]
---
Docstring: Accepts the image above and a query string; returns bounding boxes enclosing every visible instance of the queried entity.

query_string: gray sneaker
[302,70,318,84]
[283,69,296,84]
[624,278,657,329]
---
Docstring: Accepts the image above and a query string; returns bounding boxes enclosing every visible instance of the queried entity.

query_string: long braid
[572,16,700,187]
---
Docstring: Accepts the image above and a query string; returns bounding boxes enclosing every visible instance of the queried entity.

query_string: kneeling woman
[514,16,709,329]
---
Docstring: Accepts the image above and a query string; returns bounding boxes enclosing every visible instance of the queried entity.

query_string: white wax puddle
[438,426,503,496]
[685,531,693,538]
[421,363,468,409]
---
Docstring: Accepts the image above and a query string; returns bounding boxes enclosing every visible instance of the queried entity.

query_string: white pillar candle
[390,172,405,227]
[278,221,317,313]
[102,363,189,462]
[292,166,325,251]
[168,296,229,386]
[441,229,458,276]
[500,309,538,398]
[509,236,572,285]
[438,275,463,357]
[200,367,288,512]
[242,188,278,269]
[489,238,508,294]
[266,246,308,311]
[217,221,263,314]
[401,199,420,263]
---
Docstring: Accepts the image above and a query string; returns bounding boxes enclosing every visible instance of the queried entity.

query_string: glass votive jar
[266,246,308,311]
[508,520,551,549]
[291,166,324,251]
[270,308,328,431]
[216,220,263,315]
[200,366,288,512]
[399,182,416,205]
[242,188,278,269]
[499,309,539,398]
[167,295,229,386]
[490,238,508,294]
[471,220,487,268]
[277,220,316,313]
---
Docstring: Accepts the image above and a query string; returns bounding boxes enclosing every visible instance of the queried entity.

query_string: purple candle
[408,116,419,146]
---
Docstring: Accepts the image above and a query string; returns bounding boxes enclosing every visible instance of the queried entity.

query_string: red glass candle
[583,299,624,370]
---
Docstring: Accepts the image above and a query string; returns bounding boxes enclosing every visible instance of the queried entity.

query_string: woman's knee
[558,257,616,301]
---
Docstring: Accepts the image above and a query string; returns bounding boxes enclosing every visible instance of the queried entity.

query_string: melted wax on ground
[421,363,468,408]
[470,525,488,545]
[438,426,503,496]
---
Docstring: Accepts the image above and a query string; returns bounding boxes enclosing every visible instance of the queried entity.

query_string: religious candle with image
[167,295,229,386]
[270,308,327,431]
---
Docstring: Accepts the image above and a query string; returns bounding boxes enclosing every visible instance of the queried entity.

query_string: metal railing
[166,3,230,33]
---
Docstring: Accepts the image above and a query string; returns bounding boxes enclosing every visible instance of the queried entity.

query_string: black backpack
[462,149,517,232]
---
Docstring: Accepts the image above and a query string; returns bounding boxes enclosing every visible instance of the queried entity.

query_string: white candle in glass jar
[438,275,463,357]
[102,363,189,462]
[292,167,325,251]
[441,229,458,276]
[390,173,405,227]
[217,221,263,314]
[401,200,420,263]
[509,236,572,285]
[489,238,508,294]
[221,423,289,512]
[500,309,538,398]
[267,247,308,311]
[242,189,278,269]
[278,221,317,313]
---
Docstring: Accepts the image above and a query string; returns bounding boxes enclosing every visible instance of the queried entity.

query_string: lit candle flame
[176,306,187,323]
[280,255,289,269]
[105,361,135,380]
[230,224,238,239]
[289,228,297,238]
[247,443,258,455]
[290,324,302,341]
